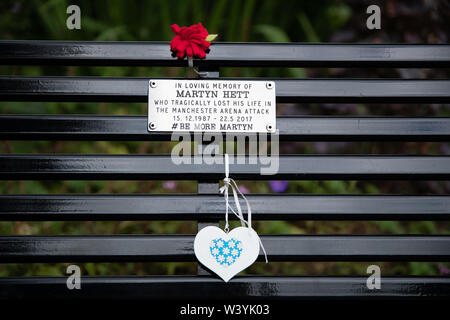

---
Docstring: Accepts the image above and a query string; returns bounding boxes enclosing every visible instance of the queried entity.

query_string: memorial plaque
[148,79,276,133]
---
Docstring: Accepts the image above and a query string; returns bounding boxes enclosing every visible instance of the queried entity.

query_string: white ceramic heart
[194,226,260,282]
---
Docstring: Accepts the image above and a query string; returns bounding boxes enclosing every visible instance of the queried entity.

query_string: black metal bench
[0,41,450,300]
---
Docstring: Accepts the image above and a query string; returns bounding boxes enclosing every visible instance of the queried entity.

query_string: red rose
[170,23,211,59]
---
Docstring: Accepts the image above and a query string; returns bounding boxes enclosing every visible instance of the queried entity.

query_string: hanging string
[219,153,245,231]
[219,153,268,263]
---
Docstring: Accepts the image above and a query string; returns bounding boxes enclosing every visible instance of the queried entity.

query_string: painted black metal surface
[0,194,449,221]
[1,40,450,300]
[1,235,449,262]
[1,115,450,141]
[1,77,449,103]
[195,66,220,276]
[0,154,449,180]
[1,276,449,300]
[1,41,449,68]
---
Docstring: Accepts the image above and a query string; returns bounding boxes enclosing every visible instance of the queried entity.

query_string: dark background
[0,0,449,277]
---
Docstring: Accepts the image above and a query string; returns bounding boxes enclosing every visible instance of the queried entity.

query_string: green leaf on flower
[205,34,218,42]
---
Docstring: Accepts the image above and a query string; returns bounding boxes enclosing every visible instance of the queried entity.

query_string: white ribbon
[219,153,268,263]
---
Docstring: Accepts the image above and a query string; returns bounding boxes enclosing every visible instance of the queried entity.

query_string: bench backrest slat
[1,41,449,67]
[0,41,449,299]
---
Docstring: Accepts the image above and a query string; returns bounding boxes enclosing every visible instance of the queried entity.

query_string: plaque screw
[149,81,157,88]
[266,124,274,132]
[266,82,273,89]
[149,122,156,130]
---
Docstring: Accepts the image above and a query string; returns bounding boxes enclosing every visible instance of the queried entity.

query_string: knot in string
[219,154,268,263]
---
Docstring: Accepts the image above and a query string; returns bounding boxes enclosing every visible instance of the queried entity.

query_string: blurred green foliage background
[0,0,449,277]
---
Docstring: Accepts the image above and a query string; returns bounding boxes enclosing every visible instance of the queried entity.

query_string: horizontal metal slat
[1,235,449,262]
[1,77,449,103]
[0,155,449,180]
[1,276,449,299]
[1,115,450,141]
[1,194,449,221]
[1,41,449,67]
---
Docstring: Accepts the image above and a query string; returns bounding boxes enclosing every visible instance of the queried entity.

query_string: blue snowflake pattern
[209,238,243,266]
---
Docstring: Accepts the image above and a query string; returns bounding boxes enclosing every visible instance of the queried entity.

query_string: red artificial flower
[170,22,211,59]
